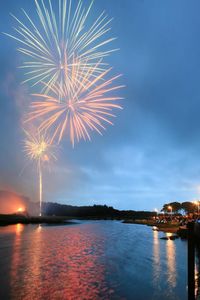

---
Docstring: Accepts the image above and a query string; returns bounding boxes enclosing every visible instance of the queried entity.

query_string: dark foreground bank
[0,214,72,226]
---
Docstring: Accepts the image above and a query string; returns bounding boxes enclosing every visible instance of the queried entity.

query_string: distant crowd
[153,214,200,226]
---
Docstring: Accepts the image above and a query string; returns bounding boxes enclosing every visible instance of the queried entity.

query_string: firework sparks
[25,62,124,147]
[5,0,117,94]
[24,129,57,215]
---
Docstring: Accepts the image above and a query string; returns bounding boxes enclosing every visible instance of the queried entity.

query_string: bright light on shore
[17,208,23,213]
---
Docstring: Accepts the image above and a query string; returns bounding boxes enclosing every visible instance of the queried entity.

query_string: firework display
[6,0,123,214]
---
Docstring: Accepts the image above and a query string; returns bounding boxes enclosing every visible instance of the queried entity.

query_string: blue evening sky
[1,0,200,211]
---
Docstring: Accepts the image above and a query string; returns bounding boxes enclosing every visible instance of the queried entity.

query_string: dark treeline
[43,202,156,219]
[162,201,198,214]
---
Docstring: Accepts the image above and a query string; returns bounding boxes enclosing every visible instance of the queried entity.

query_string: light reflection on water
[166,234,176,288]
[152,231,177,299]
[11,224,25,293]
[152,230,160,285]
[195,245,200,298]
[9,224,108,300]
[0,221,188,300]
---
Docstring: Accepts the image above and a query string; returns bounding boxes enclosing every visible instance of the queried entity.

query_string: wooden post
[188,221,195,300]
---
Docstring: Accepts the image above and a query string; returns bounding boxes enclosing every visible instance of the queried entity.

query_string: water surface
[0,221,188,299]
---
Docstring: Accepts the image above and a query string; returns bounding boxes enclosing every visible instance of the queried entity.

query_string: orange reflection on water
[16,223,24,235]
[0,223,24,235]
[195,262,198,297]
[10,224,25,297]
[10,224,108,300]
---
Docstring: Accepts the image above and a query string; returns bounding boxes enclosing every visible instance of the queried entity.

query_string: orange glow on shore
[0,191,27,215]
[16,206,26,214]
[17,208,23,213]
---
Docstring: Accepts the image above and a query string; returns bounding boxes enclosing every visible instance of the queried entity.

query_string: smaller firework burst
[24,129,57,215]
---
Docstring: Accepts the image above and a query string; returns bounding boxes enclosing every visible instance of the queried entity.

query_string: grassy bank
[123,219,180,233]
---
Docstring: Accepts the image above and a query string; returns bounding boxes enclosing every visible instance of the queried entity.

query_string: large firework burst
[5,0,116,94]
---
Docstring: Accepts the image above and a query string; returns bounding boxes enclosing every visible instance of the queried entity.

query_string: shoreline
[0,215,187,237]
[0,214,72,226]
[123,219,181,234]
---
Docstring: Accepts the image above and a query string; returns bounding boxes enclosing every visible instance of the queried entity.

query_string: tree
[161,202,182,213]
[161,202,181,213]
[169,202,182,213]
[181,202,195,214]
[181,201,196,214]
[161,203,170,213]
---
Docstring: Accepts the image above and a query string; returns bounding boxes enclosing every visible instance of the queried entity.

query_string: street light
[168,205,172,221]
[193,200,199,215]
[154,208,158,220]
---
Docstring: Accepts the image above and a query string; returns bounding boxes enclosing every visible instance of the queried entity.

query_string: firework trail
[24,129,57,215]
[25,62,124,147]
[5,0,117,95]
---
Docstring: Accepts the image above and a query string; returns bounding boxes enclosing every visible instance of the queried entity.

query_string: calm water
[0,221,188,300]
